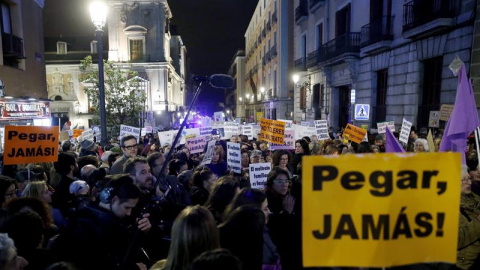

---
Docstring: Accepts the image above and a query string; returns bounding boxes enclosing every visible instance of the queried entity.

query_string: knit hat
[81,140,95,151]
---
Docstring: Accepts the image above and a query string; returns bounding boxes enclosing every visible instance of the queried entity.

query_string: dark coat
[51,175,75,217]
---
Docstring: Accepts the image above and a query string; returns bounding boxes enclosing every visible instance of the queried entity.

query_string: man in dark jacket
[51,152,78,216]
[53,175,151,270]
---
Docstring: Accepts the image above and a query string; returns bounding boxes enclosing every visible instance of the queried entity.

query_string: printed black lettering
[312,215,331,239]
[362,215,389,240]
[370,171,393,197]
[313,166,338,191]
[396,170,418,189]
[414,212,433,237]
[341,171,365,190]
[392,207,412,239]
[422,171,438,189]
[334,215,359,239]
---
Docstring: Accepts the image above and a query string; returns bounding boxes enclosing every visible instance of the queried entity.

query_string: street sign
[354,104,370,121]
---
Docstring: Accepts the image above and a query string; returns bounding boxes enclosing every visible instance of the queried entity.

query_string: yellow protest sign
[302,153,461,268]
[4,126,59,165]
[343,123,367,144]
[259,118,285,144]
[73,129,83,138]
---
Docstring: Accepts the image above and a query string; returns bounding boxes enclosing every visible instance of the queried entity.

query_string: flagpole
[476,127,480,168]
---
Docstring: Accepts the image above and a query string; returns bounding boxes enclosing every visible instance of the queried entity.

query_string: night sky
[43,0,258,110]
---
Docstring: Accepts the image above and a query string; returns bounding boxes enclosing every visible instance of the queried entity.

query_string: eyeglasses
[123,144,138,150]
[462,177,472,183]
[280,158,288,161]
[273,179,290,185]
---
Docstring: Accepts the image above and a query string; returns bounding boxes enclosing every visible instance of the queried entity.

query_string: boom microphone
[193,74,234,89]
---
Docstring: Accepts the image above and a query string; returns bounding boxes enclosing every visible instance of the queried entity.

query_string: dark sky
[43,0,258,107]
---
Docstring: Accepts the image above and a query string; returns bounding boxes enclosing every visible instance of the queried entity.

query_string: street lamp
[90,1,108,146]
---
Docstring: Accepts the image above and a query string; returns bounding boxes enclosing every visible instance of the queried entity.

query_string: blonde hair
[22,181,48,200]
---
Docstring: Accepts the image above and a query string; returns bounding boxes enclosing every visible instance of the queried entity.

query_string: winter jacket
[457,193,480,269]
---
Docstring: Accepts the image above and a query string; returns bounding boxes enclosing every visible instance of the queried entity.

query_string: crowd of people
[0,125,476,270]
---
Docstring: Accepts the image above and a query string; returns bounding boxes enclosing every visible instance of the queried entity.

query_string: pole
[96,30,108,147]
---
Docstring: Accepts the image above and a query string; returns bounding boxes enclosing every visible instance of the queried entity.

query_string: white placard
[399,118,412,145]
[277,119,293,130]
[82,129,94,141]
[314,120,329,140]
[157,130,175,146]
[224,122,239,136]
[270,130,295,150]
[242,125,253,140]
[252,125,261,139]
[249,162,271,189]
[199,126,213,136]
[377,121,395,134]
[200,140,216,165]
[120,124,141,141]
[293,124,317,140]
[186,135,208,154]
[227,142,241,174]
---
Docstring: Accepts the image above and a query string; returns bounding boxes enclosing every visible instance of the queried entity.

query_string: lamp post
[90,2,108,146]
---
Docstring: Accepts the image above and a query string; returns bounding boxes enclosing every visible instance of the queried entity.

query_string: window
[301,34,307,60]
[57,42,68,55]
[417,57,442,127]
[375,69,388,123]
[316,23,323,48]
[130,39,144,61]
[90,40,98,54]
[1,2,11,34]
[300,86,306,109]
[335,3,351,37]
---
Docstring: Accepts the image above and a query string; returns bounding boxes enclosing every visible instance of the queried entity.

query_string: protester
[205,176,240,224]
[0,176,17,208]
[110,135,138,175]
[188,248,242,270]
[271,150,294,179]
[150,205,220,270]
[51,152,77,217]
[22,181,64,229]
[206,147,228,177]
[190,168,216,206]
[292,139,310,175]
[414,138,429,152]
[0,233,29,269]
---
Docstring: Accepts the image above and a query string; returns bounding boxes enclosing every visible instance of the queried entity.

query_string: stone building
[45,0,186,130]
[243,0,295,122]
[293,0,475,130]
[227,50,246,121]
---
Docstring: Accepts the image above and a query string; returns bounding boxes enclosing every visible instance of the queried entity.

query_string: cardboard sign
[224,122,239,137]
[158,130,175,146]
[399,118,413,145]
[377,121,395,134]
[200,140,216,165]
[252,125,261,139]
[185,135,207,154]
[120,124,141,141]
[428,111,440,128]
[259,118,285,144]
[315,120,330,140]
[270,130,295,150]
[73,129,83,138]
[227,142,242,174]
[439,104,454,121]
[343,124,367,144]
[4,126,59,165]
[82,129,94,141]
[242,125,253,140]
[302,153,460,268]
[249,162,271,189]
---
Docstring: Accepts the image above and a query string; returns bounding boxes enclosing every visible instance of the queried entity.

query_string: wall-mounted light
[350,89,356,104]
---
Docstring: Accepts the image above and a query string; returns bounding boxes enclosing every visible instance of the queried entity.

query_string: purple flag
[439,64,480,162]
[385,127,405,153]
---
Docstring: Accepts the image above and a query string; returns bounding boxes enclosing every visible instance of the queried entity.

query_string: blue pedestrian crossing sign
[354,104,370,121]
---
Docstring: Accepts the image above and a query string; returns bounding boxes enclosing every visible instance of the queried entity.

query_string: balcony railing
[361,15,394,47]
[2,33,24,58]
[295,0,308,23]
[403,0,459,32]
[318,32,361,62]
[271,44,277,58]
[130,54,150,62]
[272,10,278,24]
[307,50,319,68]
[294,57,307,71]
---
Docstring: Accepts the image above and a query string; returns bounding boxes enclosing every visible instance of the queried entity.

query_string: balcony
[258,34,262,44]
[309,0,325,12]
[307,50,319,68]
[2,33,24,58]
[266,51,271,63]
[360,16,394,54]
[295,0,308,24]
[270,44,277,59]
[294,57,307,71]
[403,0,459,39]
[262,29,266,38]
[266,21,271,32]
[272,10,278,24]
[318,32,361,63]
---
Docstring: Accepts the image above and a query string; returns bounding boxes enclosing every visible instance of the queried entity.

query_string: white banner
[377,121,395,134]
[200,140,216,165]
[249,162,271,189]
[293,124,317,140]
[277,119,293,130]
[227,142,242,174]
[82,129,94,141]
